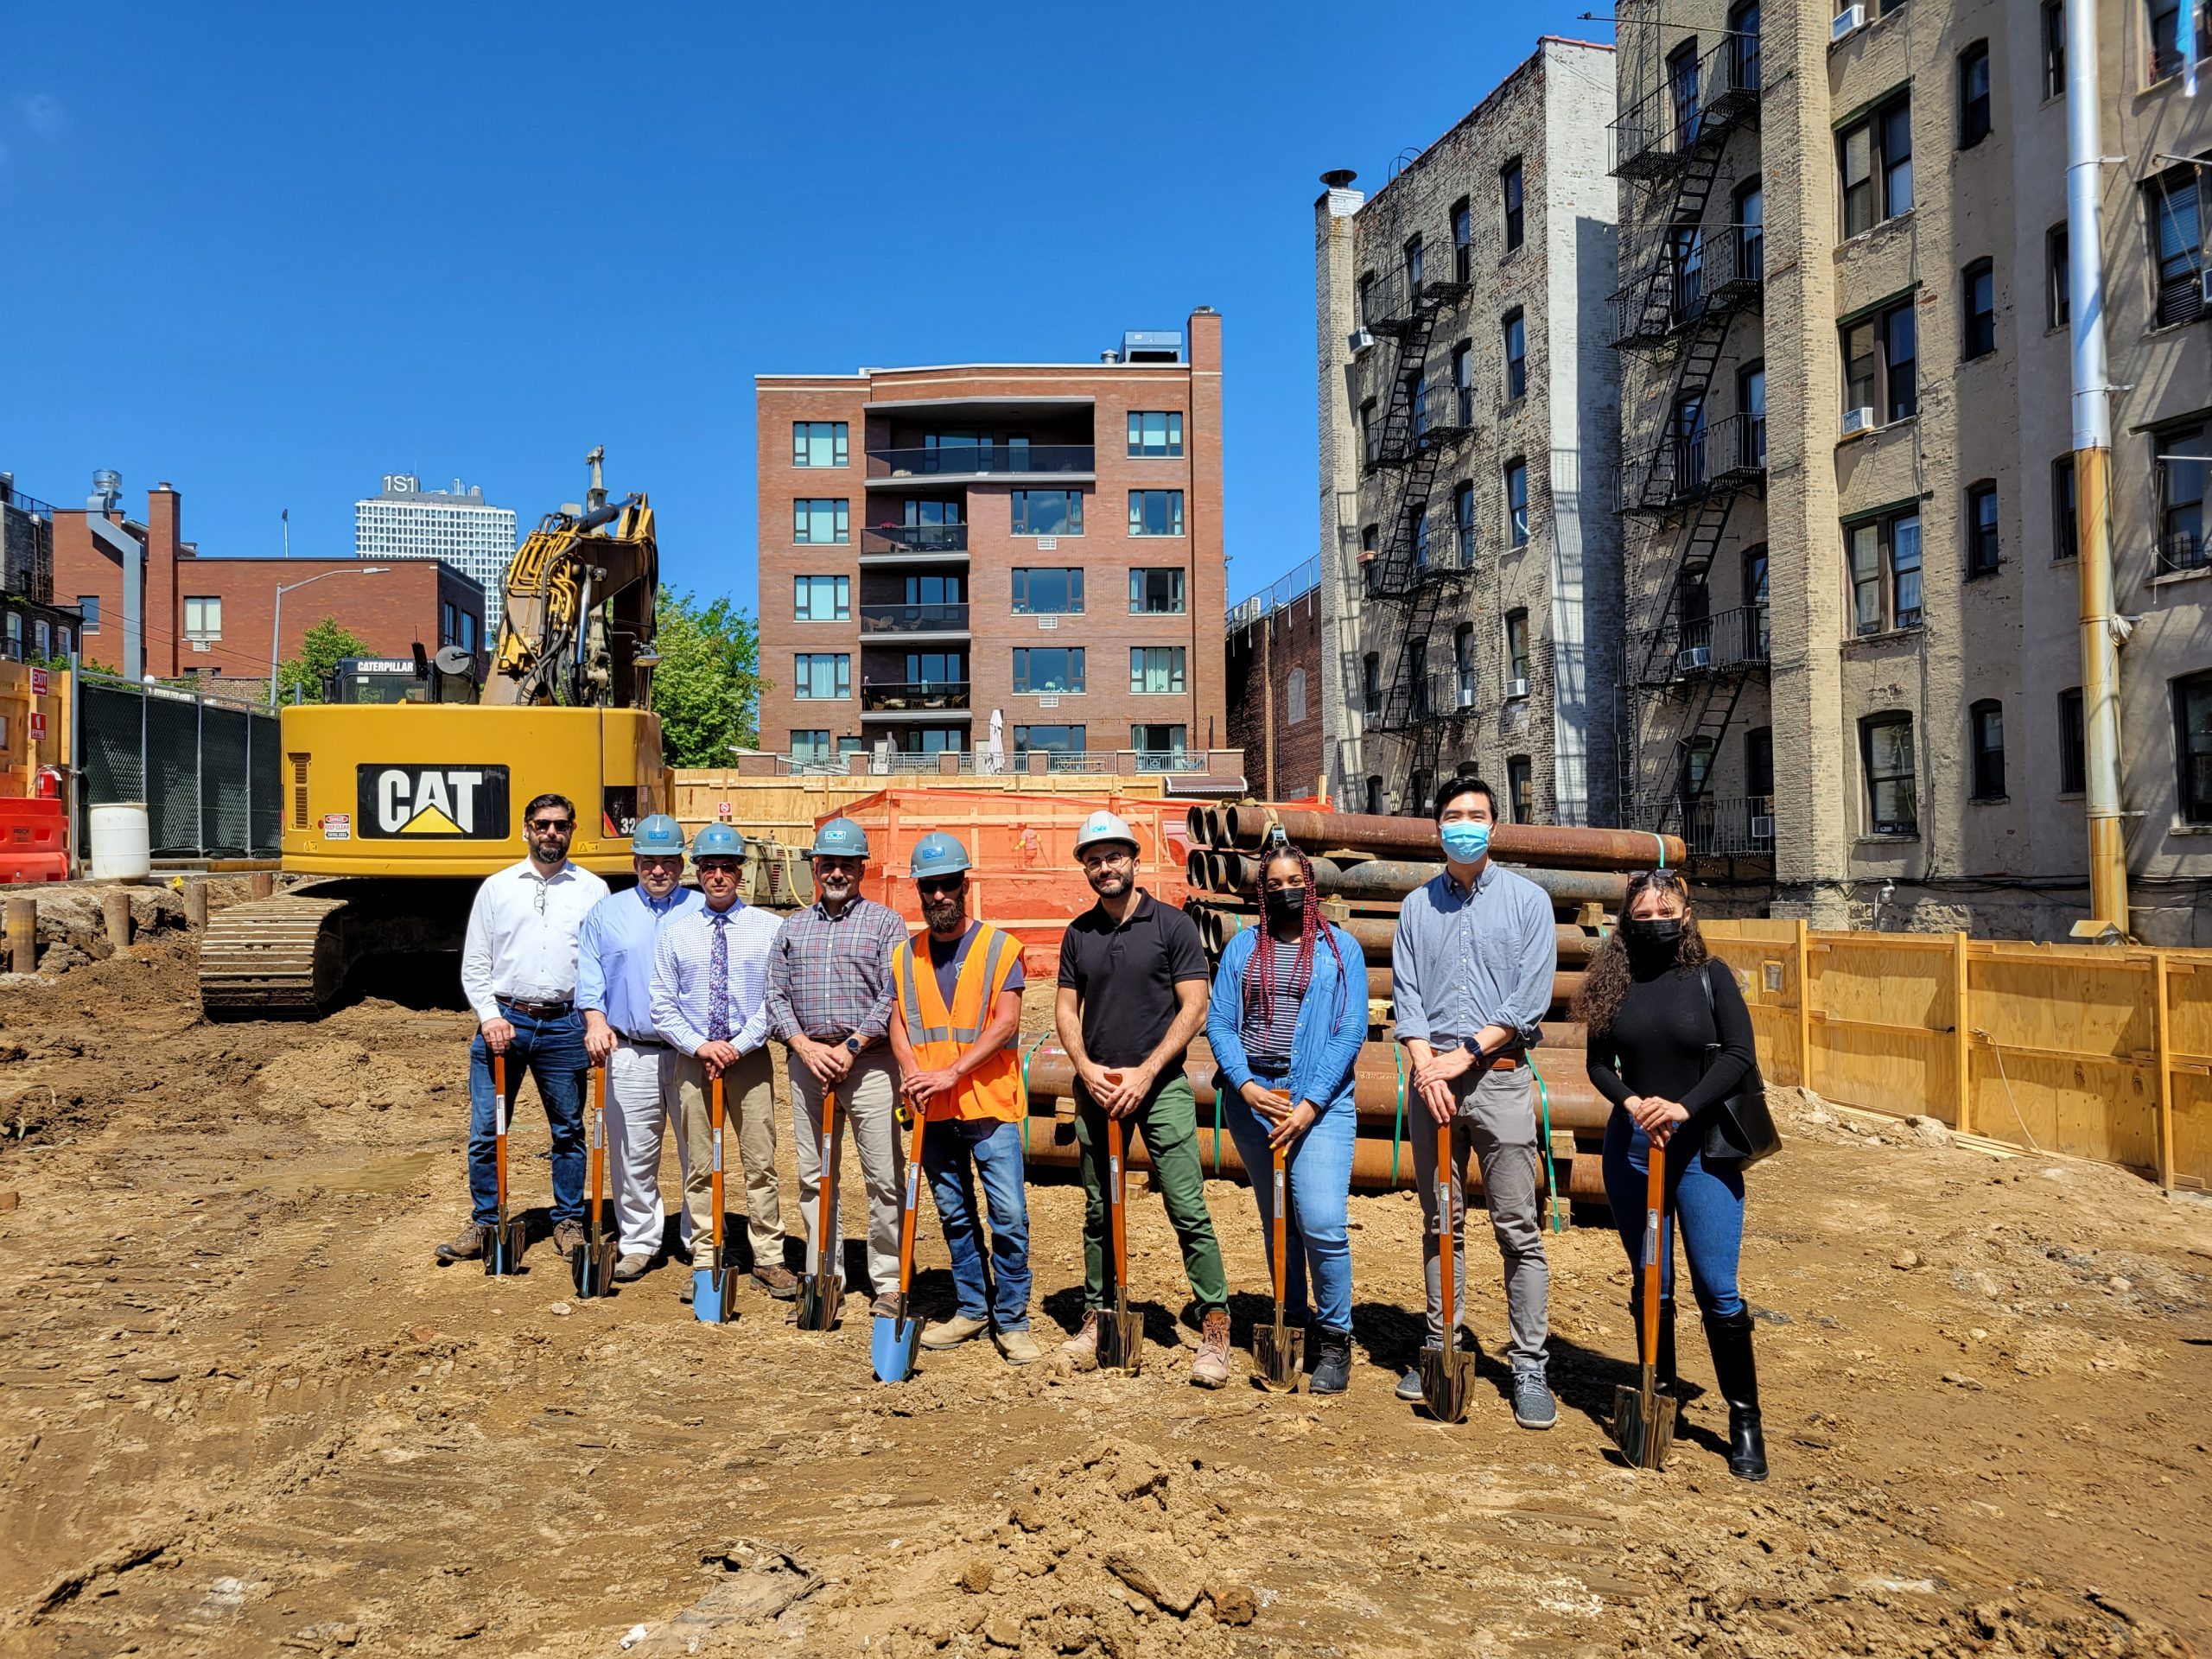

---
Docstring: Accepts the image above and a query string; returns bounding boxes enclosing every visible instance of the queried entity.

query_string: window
[2059,688,2087,792]
[1669,41,1701,147]
[1408,768,1434,817]
[2151,0,2212,82]
[1129,569,1185,613]
[1841,296,1917,423]
[1507,756,1535,824]
[1010,490,1084,536]
[1357,272,1376,326]
[794,499,849,543]
[1729,0,1762,92]
[3,612,18,662]
[1287,668,1307,724]
[1861,713,1919,836]
[1452,340,1473,423]
[1839,93,1913,238]
[1502,160,1524,252]
[1961,259,1997,359]
[1131,723,1189,762]
[902,651,964,687]
[904,572,963,606]
[1679,737,1716,802]
[1011,568,1083,614]
[1014,724,1085,754]
[1966,482,2001,577]
[1453,481,1476,564]
[793,575,850,620]
[78,594,99,632]
[1958,41,1992,147]
[2145,162,2204,327]
[790,729,834,764]
[1410,502,1430,569]
[1453,622,1475,705]
[1412,373,1430,441]
[1502,310,1527,402]
[1362,652,1381,715]
[1745,544,1770,654]
[1406,638,1429,716]
[792,422,848,467]
[1671,219,1706,315]
[1969,700,2007,800]
[904,498,963,528]
[1452,197,1472,282]
[1504,608,1531,689]
[1013,647,1085,693]
[1746,727,1775,801]
[1739,362,1766,467]
[1360,524,1380,594]
[1735,178,1764,281]
[183,595,222,640]
[2178,674,2212,823]
[794,653,850,699]
[1128,411,1184,457]
[890,727,964,755]
[1846,509,1923,633]
[1505,460,1529,546]
[2043,1,2066,99]
[441,600,459,645]
[2157,423,2208,572]
[2053,455,2079,560]
[1128,490,1185,537]
[1360,398,1380,468]
[1130,646,1185,694]
[2047,224,2071,327]
[1404,235,1424,291]
[1364,775,1385,815]
[461,613,477,653]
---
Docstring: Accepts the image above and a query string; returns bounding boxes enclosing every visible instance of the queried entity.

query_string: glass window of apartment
[1361,398,1380,467]
[1360,524,1380,595]
[1969,700,2006,799]
[1404,235,1424,291]
[794,574,850,620]
[794,498,849,543]
[1010,489,1083,536]
[1130,646,1186,694]
[1013,647,1084,693]
[1364,775,1385,814]
[792,422,849,467]
[1287,667,1307,724]
[461,612,477,653]
[78,594,99,632]
[1746,727,1775,801]
[1507,756,1535,823]
[903,651,964,686]
[789,729,834,764]
[1128,411,1184,457]
[1129,490,1184,537]
[1357,271,1376,326]
[793,652,850,699]
[904,572,964,606]
[32,620,48,657]
[2043,2,2066,98]
[1679,737,1716,803]
[1962,259,1997,359]
[1729,0,1762,92]
[1505,459,1530,546]
[1129,569,1185,613]
[1502,160,1525,252]
[1503,310,1527,401]
[1014,724,1085,754]
[441,600,459,645]
[890,727,965,755]
[2047,224,2071,327]
[1739,362,1766,467]
[1504,608,1531,690]
[1452,197,1472,282]
[1958,41,1993,147]
[1362,652,1381,714]
[2157,423,2208,572]
[1011,568,1083,614]
[184,596,221,639]
[2145,162,2204,326]
[1453,622,1475,705]
[2053,454,2079,560]
[1841,296,1917,423]
[1452,340,1474,423]
[2177,674,2212,822]
[1735,177,1764,281]
[1745,544,1771,654]
[1965,481,2001,577]
[2151,0,2212,81]
[1670,219,1706,315]
[1406,638,1429,715]
[1453,481,1476,563]
[1669,40,1701,146]
[1845,509,1923,632]
[1408,768,1434,817]
[2059,687,2087,791]
[1840,92,1913,238]
[1861,713,1919,836]
[1410,502,1430,568]
[904,498,962,529]
[1411,372,1431,441]
[1131,724,1188,762]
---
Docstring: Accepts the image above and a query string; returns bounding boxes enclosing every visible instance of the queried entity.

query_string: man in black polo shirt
[1054,810,1232,1387]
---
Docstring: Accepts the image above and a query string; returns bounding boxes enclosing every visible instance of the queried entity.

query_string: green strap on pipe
[1211,1069,1224,1174]
[1528,1052,1564,1235]
[1390,1042,1408,1184]
[1652,831,1668,871]
[1019,1033,1052,1158]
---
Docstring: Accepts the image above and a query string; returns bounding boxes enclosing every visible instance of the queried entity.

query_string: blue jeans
[1600,1107,1745,1319]
[468,1005,588,1228]
[1219,1071,1356,1338]
[920,1117,1032,1332]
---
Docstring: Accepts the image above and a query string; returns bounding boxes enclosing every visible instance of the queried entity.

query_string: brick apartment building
[753,311,1228,774]
[1611,0,2210,941]
[50,476,486,690]
[1,474,85,664]
[1225,559,1325,801]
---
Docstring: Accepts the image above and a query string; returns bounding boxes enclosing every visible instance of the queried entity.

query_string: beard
[921,894,963,932]
[1087,867,1131,899]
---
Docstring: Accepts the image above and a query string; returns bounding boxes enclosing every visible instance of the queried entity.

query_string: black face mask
[1621,917,1685,958]
[1264,888,1307,926]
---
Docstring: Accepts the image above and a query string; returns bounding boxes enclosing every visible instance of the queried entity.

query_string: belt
[502,997,574,1018]
[1443,1044,1523,1071]
[621,1033,667,1049]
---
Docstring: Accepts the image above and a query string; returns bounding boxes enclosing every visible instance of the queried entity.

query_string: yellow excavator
[200,449,670,1014]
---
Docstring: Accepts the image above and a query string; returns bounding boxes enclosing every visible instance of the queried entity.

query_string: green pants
[1074,1073,1229,1313]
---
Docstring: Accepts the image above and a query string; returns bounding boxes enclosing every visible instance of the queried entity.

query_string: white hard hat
[1072,810,1140,858]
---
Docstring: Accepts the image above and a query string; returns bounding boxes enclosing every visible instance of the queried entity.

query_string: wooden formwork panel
[1701,920,1806,1088]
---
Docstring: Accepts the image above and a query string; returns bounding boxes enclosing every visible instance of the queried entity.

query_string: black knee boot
[1704,1308,1768,1481]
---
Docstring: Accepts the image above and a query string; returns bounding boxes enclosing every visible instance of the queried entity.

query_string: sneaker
[552,1221,587,1256]
[751,1265,798,1300]
[1310,1333,1353,1396]
[1512,1368,1558,1430]
[434,1222,488,1264]
[1190,1307,1233,1389]
[1062,1312,1101,1371]
[613,1254,652,1283]
[1395,1365,1425,1403]
[922,1313,990,1351]
[995,1329,1043,1366]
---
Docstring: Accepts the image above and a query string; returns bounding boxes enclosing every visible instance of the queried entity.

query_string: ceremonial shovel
[871,1102,929,1383]
[1096,1102,1144,1375]
[571,1060,618,1300]
[693,1073,736,1325]
[1418,1120,1472,1423]
[1611,1144,1679,1470]
[485,1052,527,1277]
[1251,1139,1303,1390]
[797,1073,846,1332]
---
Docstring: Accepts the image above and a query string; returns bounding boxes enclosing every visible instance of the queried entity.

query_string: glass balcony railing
[861,524,969,556]
[858,603,970,634]
[860,680,971,713]
[867,445,1094,479]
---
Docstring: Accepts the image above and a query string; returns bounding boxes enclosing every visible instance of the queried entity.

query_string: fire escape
[1608,29,1767,858]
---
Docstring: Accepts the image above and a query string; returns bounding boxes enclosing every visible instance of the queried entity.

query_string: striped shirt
[649,899,783,1058]
[766,897,906,1046]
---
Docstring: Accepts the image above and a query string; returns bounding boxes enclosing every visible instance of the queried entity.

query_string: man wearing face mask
[1390,777,1560,1427]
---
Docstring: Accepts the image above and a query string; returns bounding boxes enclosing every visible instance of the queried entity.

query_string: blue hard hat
[807,817,870,860]
[690,823,746,861]
[632,813,686,856]
[910,831,972,880]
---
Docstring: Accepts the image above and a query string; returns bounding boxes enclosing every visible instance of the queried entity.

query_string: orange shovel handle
[493,1052,510,1209]
[1434,1121,1454,1334]
[709,1073,727,1255]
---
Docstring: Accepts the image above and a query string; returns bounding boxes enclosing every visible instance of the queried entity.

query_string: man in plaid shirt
[767,817,912,1316]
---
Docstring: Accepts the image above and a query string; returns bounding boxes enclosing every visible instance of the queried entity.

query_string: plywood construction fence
[671,770,1169,858]
[1700,921,2212,1194]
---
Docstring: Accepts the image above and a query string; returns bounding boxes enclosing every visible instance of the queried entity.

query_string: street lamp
[269,566,390,709]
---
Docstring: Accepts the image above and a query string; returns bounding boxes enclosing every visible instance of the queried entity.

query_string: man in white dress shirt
[436,791,610,1266]
[648,823,789,1302]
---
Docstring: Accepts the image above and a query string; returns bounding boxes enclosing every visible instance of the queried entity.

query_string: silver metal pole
[269,585,283,710]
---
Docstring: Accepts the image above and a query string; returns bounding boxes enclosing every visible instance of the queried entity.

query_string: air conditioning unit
[1676,645,1713,671]
[191,640,211,653]
[1362,709,1381,730]
[1831,4,1866,41]
[1751,814,1776,840]
[1841,405,1877,435]
[1348,327,1376,356]
[1505,677,1530,701]
[1457,682,1477,710]
[1036,614,1059,630]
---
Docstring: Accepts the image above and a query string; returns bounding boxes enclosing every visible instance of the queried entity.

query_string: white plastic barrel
[89,802,151,881]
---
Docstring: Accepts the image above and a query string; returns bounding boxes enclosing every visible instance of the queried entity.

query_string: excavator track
[198,893,353,1016]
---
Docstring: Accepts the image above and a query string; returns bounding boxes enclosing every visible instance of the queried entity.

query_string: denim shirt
[1205,922,1369,1116]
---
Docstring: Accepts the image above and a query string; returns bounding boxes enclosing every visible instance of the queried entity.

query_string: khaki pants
[1409,1059,1549,1371]
[673,1046,785,1270]
[786,1052,903,1295]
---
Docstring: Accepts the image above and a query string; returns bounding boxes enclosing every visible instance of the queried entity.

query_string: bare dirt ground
[2,932,2209,1657]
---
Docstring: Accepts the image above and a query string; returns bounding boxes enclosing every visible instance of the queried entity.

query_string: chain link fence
[77,673,282,859]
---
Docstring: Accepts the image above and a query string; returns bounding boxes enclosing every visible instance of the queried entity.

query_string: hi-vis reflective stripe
[896,925,1016,1046]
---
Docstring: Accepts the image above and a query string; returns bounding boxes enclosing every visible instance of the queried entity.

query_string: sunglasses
[527,818,574,833]
[916,876,964,897]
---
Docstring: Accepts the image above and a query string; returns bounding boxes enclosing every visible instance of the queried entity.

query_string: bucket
[88,802,151,882]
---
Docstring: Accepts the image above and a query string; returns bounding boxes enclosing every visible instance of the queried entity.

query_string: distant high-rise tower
[354,474,518,634]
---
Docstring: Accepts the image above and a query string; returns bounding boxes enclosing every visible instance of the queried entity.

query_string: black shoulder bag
[1698,961,1782,1171]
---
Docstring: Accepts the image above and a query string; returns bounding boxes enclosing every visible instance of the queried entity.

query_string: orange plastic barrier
[0,796,67,882]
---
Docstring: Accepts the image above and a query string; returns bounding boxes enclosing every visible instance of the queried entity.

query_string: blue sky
[0,3,1609,612]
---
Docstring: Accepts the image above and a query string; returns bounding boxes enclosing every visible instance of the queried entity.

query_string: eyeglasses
[1079,850,1135,870]
[696,860,741,875]
[528,818,573,833]
[636,855,683,869]
[916,876,964,897]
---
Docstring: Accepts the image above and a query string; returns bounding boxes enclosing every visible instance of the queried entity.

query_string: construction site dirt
[2,934,2209,1657]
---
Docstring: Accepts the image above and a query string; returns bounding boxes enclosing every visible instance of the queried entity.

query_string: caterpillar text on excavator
[199,449,669,1014]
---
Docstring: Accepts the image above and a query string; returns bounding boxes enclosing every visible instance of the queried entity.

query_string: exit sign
[29,668,48,696]
[29,710,47,740]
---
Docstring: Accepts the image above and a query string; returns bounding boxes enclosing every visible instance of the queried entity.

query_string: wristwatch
[844,1036,864,1056]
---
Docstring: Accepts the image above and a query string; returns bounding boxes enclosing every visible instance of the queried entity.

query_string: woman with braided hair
[1205,842,1368,1393]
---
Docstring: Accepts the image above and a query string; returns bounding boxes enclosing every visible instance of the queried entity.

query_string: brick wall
[1224,582,1325,800]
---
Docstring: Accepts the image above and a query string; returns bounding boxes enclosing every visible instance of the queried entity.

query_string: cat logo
[356,765,511,839]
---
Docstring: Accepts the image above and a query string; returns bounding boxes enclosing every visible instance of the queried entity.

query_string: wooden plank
[1954,931,1972,1136]
[1795,918,1812,1092]
[2157,953,2176,1194]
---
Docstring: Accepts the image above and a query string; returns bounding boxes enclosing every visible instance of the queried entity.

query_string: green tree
[650,586,762,766]
[275,617,373,705]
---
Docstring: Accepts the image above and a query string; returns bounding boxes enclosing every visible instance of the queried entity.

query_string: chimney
[146,483,181,679]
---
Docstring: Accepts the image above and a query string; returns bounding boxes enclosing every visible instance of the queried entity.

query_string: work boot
[1062,1311,1101,1371]
[922,1313,990,1351]
[995,1329,1043,1366]
[1309,1331,1353,1396]
[1705,1307,1769,1482]
[434,1221,488,1264]
[752,1265,798,1300]
[1190,1307,1233,1389]
[870,1293,900,1320]
[553,1220,587,1257]
[613,1253,652,1283]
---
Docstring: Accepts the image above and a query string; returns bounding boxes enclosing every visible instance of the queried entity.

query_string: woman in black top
[1573,868,1767,1480]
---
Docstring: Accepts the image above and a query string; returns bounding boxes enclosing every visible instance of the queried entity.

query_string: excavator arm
[488,449,658,709]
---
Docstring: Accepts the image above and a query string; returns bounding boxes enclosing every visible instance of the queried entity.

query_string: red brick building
[754,311,1228,772]
[1225,560,1325,802]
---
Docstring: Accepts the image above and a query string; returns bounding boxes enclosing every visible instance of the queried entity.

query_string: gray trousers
[786,1052,904,1295]
[1408,1058,1549,1371]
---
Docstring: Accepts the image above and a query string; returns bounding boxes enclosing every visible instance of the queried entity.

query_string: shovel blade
[796,1272,843,1332]
[1611,1382,1677,1470]
[872,1313,925,1383]
[485,1218,527,1278]
[1253,1325,1304,1392]
[572,1242,617,1300]
[1096,1305,1144,1375]
[1419,1344,1474,1424]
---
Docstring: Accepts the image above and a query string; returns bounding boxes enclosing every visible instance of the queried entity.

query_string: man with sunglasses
[575,813,710,1285]
[440,791,610,1266]
[766,817,910,1316]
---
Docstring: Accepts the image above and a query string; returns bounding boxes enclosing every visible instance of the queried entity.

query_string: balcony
[1627,605,1770,687]
[1611,34,1763,182]
[1368,530,1477,599]
[2158,531,2207,576]
[1633,794,1775,858]
[865,444,1094,485]
[858,602,970,637]
[1428,668,1480,719]
[861,524,969,562]
[1611,222,1764,350]
[1619,411,1766,514]
[1356,265,1471,340]
[860,680,971,716]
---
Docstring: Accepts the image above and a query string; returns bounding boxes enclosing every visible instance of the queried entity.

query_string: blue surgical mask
[1440,820,1491,864]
